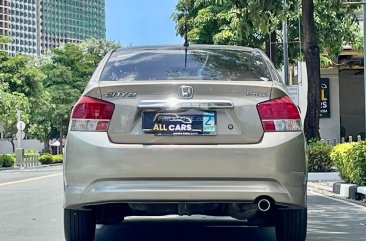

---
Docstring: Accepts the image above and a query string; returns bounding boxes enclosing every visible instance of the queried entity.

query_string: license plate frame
[142,110,217,136]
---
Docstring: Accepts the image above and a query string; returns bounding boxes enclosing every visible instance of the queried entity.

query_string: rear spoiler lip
[137,99,234,110]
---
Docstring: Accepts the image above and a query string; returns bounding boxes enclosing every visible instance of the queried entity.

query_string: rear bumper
[64,132,307,209]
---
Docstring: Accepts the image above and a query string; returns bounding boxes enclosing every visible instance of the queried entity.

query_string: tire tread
[275,208,307,241]
[64,209,96,241]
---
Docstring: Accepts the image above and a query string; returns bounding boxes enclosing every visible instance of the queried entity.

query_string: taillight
[70,96,115,132]
[257,96,301,132]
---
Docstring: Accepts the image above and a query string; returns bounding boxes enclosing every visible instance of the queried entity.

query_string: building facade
[0,0,105,56]
[0,0,10,50]
[7,0,40,55]
[41,0,105,54]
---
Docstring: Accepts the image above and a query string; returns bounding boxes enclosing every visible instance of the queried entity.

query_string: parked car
[64,45,307,241]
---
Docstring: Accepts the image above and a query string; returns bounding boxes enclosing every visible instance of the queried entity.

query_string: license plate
[143,110,216,136]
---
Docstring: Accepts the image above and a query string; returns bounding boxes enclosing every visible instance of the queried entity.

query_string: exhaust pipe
[257,198,271,212]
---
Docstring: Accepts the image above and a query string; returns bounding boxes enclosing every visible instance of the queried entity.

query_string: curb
[333,182,366,200]
[309,181,366,201]
[0,163,63,172]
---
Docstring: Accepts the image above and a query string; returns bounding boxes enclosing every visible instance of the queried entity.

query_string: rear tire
[275,208,307,241]
[64,209,96,241]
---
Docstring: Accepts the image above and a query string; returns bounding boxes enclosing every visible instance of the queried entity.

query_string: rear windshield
[100,49,271,81]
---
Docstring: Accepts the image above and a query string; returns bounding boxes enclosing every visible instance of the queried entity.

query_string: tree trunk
[43,139,50,153]
[10,137,15,153]
[302,0,321,141]
[59,119,63,155]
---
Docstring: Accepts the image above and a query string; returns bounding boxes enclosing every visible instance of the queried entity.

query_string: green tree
[0,38,119,152]
[173,0,295,64]
[0,83,30,152]
[40,39,120,153]
[0,55,43,97]
[0,39,45,152]
[173,0,361,140]
[79,38,120,60]
[302,0,361,140]
[27,91,54,152]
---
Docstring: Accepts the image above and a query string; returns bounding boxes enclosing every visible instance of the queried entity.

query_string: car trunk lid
[95,81,273,144]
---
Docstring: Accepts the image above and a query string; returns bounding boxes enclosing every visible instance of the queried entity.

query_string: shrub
[25,149,38,155]
[330,141,366,186]
[0,154,15,168]
[52,155,63,163]
[347,142,366,185]
[330,142,355,182]
[39,154,63,164]
[307,141,333,172]
[39,154,54,165]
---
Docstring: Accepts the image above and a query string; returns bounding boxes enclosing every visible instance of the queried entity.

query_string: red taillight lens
[257,96,301,132]
[70,96,115,132]
[72,96,114,119]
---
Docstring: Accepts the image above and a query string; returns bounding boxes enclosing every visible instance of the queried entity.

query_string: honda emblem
[178,85,194,99]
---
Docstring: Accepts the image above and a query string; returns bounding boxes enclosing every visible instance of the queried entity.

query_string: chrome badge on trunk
[178,85,194,99]
[105,92,137,98]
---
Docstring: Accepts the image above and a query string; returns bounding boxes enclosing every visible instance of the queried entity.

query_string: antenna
[183,19,189,68]
[184,21,189,47]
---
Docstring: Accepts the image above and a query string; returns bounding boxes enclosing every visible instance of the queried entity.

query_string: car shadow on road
[307,194,366,241]
[95,217,276,241]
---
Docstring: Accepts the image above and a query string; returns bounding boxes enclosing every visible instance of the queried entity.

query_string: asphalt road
[0,166,366,241]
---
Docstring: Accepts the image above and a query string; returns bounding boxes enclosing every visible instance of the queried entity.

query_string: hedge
[307,141,333,172]
[39,154,63,165]
[52,155,64,163]
[0,154,15,168]
[330,141,366,186]
[39,154,54,164]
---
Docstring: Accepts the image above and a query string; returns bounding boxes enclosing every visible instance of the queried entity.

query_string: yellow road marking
[0,172,62,187]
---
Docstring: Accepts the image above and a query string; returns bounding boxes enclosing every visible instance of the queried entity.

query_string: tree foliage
[173,0,362,140]
[315,0,362,61]
[0,52,43,151]
[0,38,120,152]
[27,91,54,148]
[40,39,120,142]
[173,0,361,64]
[0,83,30,133]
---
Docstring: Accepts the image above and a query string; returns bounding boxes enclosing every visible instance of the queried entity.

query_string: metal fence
[322,135,363,146]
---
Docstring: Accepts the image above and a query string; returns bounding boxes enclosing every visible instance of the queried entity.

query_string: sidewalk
[308,172,366,205]
[308,172,341,192]
[0,163,62,172]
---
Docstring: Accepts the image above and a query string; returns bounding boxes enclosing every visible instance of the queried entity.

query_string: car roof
[113,44,258,54]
